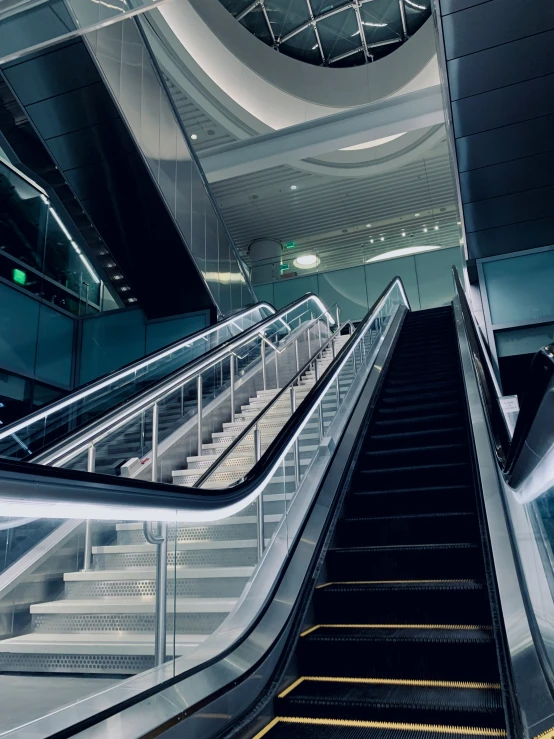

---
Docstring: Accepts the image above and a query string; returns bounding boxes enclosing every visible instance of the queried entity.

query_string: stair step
[298,626,499,681]
[313,581,491,625]
[353,461,472,490]
[327,543,484,581]
[277,678,504,728]
[345,485,474,517]
[336,512,477,547]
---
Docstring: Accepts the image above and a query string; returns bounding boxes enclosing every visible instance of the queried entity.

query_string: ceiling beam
[199,85,445,182]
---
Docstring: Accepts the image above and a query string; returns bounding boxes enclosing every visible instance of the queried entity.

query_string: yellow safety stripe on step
[252,717,506,738]
[278,676,501,698]
[316,580,473,589]
[535,729,554,739]
[300,624,492,637]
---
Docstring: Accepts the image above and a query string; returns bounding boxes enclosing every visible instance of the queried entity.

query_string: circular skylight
[218,0,431,67]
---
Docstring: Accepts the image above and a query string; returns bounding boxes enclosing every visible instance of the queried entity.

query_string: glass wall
[82,16,256,317]
[0,159,104,316]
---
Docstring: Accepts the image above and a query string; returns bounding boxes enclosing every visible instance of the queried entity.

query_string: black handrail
[0,278,408,513]
[453,266,554,483]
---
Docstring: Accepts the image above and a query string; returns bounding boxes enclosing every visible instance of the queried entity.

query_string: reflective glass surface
[218,0,431,66]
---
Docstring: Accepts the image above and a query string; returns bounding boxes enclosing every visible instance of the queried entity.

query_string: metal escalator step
[353,461,472,490]
[252,718,505,738]
[336,513,477,547]
[277,678,504,728]
[345,486,474,517]
[313,580,490,625]
[327,543,484,581]
[298,626,499,682]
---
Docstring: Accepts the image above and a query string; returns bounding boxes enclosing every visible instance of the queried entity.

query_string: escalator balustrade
[256,307,507,739]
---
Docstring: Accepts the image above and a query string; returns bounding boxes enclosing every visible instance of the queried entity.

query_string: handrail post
[155,522,168,667]
[295,339,300,373]
[336,304,340,328]
[152,402,159,483]
[275,346,280,389]
[290,387,300,486]
[307,326,311,359]
[261,340,267,391]
[254,426,264,559]
[197,375,203,455]
[83,443,96,571]
[230,354,235,423]
[144,522,168,667]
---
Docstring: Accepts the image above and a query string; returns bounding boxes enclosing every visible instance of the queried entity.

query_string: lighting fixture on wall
[293,254,320,269]
[366,245,441,264]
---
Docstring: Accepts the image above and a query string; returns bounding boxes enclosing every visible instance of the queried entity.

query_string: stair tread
[303,626,494,644]
[280,680,503,711]
[30,597,237,614]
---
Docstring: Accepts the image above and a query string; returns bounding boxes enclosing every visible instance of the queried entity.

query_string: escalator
[259,306,507,738]
[0,273,552,739]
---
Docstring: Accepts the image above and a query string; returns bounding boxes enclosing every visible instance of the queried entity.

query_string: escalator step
[376,401,461,418]
[368,428,466,449]
[381,390,459,405]
[298,626,499,681]
[336,512,477,546]
[373,413,462,433]
[382,380,458,396]
[345,485,474,516]
[353,461,472,489]
[254,719,505,739]
[313,581,490,625]
[363,443,468,466]
[327,543,484,580]
[277,679,504,728]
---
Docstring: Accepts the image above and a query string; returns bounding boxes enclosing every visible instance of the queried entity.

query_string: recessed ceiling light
[434,225,439,230]
[401,232,406,237]
[415,213,420,217]
[366,223,371,228]
[290,185,297,190]
[191,134,198,140]
[294,254,320,269]
[457,221,461,225]
[380,237,385,241]
[370,239,374,243]
[423,227,428,233]
[366,245,441,263]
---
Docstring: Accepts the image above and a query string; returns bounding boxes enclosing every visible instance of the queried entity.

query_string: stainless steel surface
[155,523,168,668]
[196,376,203,457]
[230,355,235,424]
[152,403,159,484]
[454,294,554,738]
[83,445,96,572]
[254,427,264,560]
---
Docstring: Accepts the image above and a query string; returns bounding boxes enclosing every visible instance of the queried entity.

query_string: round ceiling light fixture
[290,185,297,191]
[294,254,320,270]
[191,134,198,140]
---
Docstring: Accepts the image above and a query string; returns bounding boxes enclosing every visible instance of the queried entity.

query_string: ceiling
[210,131,461,281]
[217,0,431,67]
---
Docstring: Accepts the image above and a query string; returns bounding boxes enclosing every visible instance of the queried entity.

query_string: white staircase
[172,334,351,487]
[0,332,352,675]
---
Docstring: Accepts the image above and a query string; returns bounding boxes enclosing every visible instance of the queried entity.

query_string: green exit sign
[12,268,26,286]
[280,263,289,271]
[285,242,295,249]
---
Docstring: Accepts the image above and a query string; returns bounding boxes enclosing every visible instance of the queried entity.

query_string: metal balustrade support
[152,402,159,484]
[254,426,265,559]
[230,355,236,423]
[143,522,168,667]
[290,387,300,486]
[197,376,203,455]
[83,443,96,571]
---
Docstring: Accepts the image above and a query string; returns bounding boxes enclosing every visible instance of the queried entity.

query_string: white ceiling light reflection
[294,254,320,269]
[341,133,406,151]
[366,245,441,263]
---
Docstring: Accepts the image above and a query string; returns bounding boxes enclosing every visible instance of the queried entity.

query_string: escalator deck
[256,307,507,739]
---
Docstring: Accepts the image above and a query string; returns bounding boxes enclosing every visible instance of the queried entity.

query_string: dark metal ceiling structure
[217,0,431,67]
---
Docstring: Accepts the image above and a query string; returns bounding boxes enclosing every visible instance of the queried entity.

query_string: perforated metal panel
[0,652,152,675]
[32,612,225,634]
[66,577,247,599]
[93,548,257,569]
